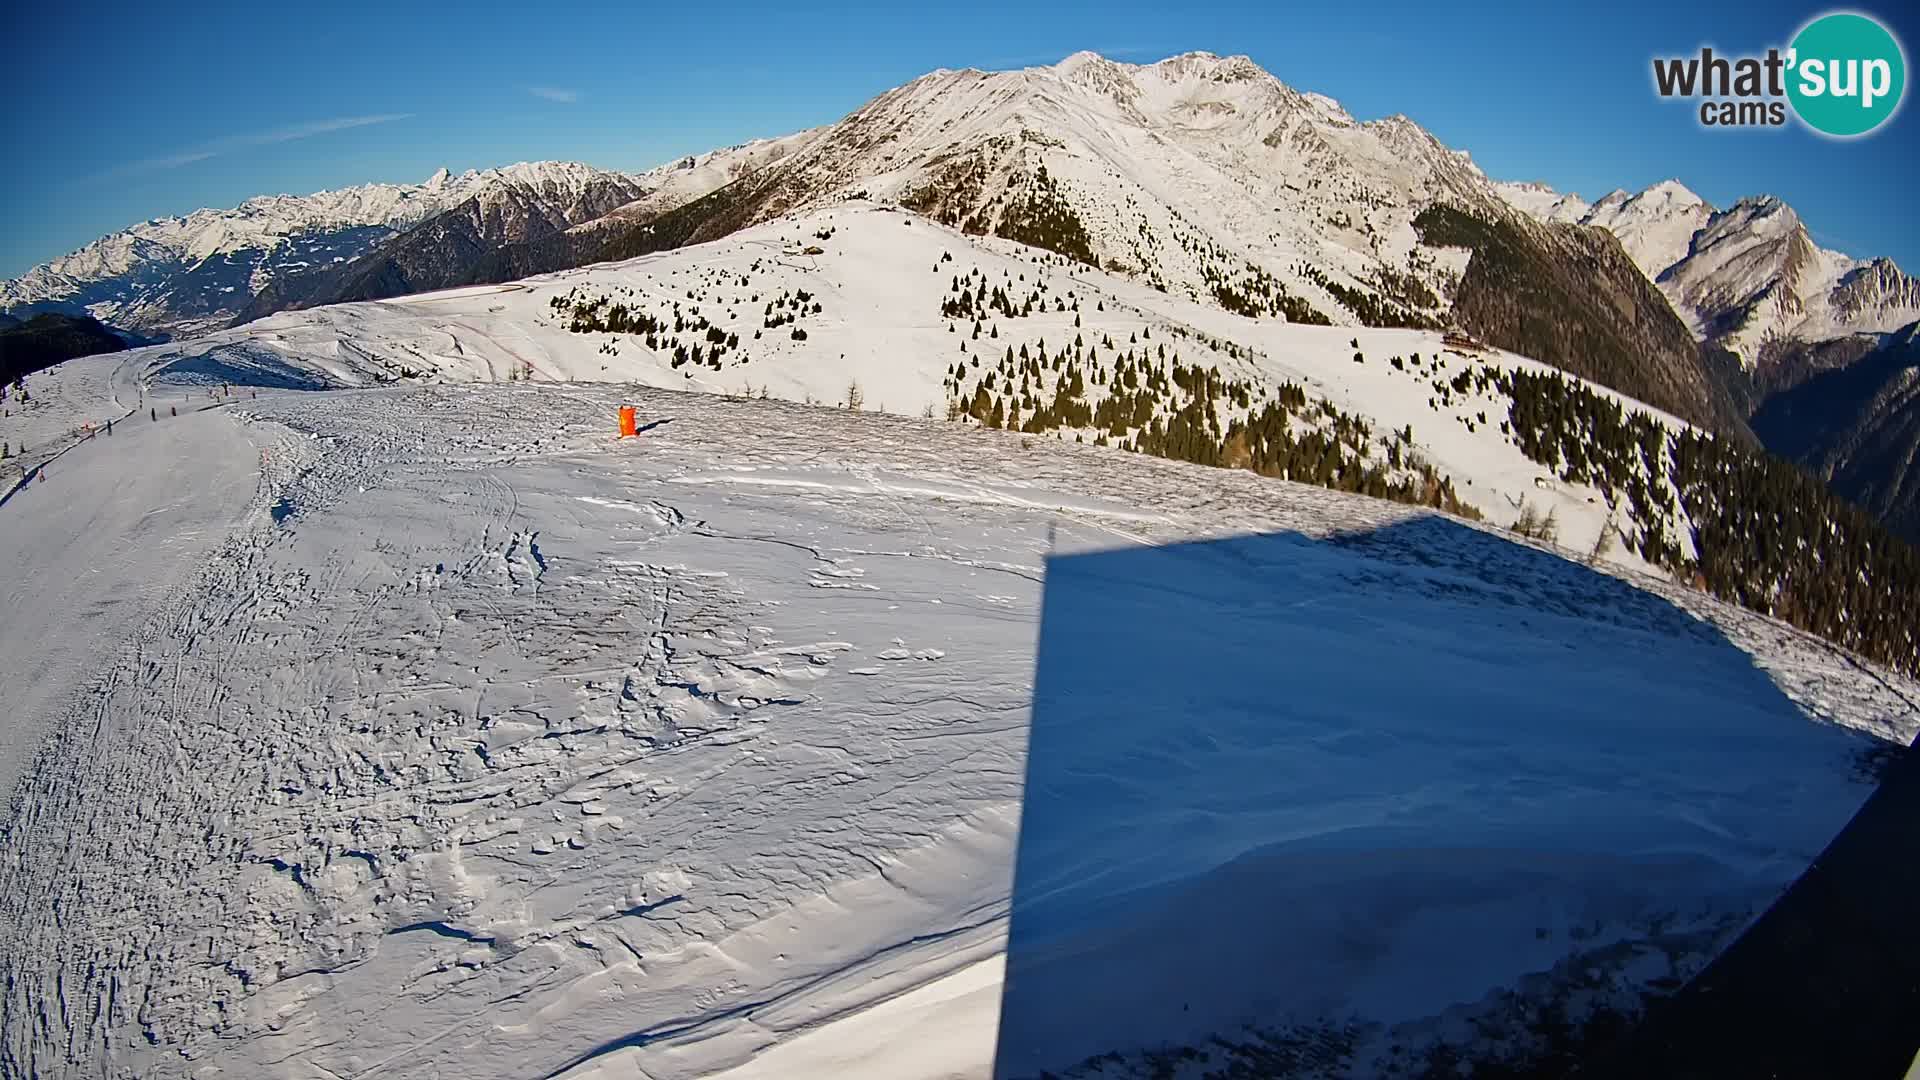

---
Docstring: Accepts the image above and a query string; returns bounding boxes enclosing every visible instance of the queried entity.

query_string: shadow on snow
[994,514,1906,1078]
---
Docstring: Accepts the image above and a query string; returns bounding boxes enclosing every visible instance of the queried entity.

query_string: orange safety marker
[618,405,638,438]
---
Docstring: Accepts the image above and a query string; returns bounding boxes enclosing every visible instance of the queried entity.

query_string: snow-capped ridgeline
[680,49,1508,326]
[1495,178,1920,363]
[1,50,1535,346]
[0,149,786,339]
[1488,180,1591,225]
[568,129,826,234]
[10,163,584,285]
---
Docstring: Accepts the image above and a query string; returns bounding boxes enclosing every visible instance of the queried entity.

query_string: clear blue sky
[5,0,1916,277]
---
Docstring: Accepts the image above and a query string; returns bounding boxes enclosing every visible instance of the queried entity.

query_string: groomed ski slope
[0,363,1913,1078]
[0,376,265,801]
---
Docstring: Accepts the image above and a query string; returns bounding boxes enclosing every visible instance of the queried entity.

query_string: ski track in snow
[0,399,266,804]
[0,378,1914,1080]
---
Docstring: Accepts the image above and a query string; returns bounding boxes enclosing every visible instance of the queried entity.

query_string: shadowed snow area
[995,521,1888,1077]
[1584,727,1920,1080]
[0,379,1913,1079]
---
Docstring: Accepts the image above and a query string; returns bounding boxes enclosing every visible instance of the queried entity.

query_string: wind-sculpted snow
[0,380,1913,1078]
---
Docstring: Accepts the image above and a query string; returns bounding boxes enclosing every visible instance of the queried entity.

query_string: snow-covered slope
[607,50,1537,333]
[0,359,1910,1079]
[1496,179,1920,364]
[98,204,1709,573]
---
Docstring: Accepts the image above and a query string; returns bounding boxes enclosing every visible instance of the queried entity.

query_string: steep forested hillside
[1414,206,1751,440]
[1752,324,1920,544]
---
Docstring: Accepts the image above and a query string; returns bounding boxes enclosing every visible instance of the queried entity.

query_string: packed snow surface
[0,360,1912,1079]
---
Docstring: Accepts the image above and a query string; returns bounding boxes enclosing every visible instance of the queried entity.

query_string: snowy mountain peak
[1721,196,1805,243]
[1305,92,1356,122]
[1587,180,1703,219]
[1038,50,1281,99]
[1490,180,1592,224]
[0,160,643,338]
[1052,49,1112,73]
[1695,198,1789,249]
[1588,188,1633,213]
[1497,175,1917,363]
[1642,179,1705,207]
[674,48,1542,344]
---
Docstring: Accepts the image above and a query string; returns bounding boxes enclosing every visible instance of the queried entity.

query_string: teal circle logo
[1787,12,1906,136]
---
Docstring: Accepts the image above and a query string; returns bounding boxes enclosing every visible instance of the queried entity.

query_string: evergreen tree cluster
[898,140,1000,229]
[1225,399,1470,512]
[938,315,1479,521]
[994,165,1098,268]
[1368,264,1443,313]
[1294,263,1437,329]
[1113,207,1171,291]
[1206,259,1332,325]
[940,265,1053,321]
[548,281,781,374]
[1412,204,1747,435]
[0,314,128,386]
[760,288,821,330]
[1499,367,1920,675]
[1670,429,1918,673]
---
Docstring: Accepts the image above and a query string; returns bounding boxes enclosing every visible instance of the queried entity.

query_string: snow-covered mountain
[7,52,1757,435]
[1488,179,1590,225]
[18,51,1918,415]
[1,52,1543,343]
[591,50,1513,326]
[1496,179,1920,364]
[569,130,823,235]
[1578,180,1713,282]
[0,157,781,341]
[450,51,1726,435]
